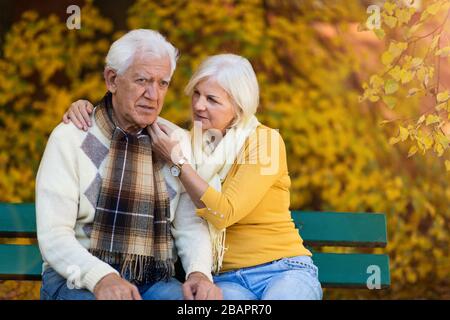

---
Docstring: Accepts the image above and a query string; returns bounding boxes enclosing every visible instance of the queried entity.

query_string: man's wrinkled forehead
[125,53,172,80]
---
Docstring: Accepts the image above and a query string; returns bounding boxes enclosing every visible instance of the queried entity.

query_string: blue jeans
[214,255,323,300]
[40,266,184,300]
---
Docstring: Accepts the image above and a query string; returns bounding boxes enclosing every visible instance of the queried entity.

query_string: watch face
[170,165,181,177]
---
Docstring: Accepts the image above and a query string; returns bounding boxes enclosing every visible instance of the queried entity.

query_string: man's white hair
[185,54,259,125]
[105,29,179,77]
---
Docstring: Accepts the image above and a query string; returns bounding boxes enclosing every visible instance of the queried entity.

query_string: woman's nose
[193,97,207,111]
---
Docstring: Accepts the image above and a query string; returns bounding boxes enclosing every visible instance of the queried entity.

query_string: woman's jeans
[40,266,184,300]
[214,255,323,300]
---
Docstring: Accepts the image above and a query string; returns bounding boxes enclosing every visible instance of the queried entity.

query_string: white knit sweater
[35,115,212,293]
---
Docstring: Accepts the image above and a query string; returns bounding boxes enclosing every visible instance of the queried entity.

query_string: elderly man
[36,29,219,300]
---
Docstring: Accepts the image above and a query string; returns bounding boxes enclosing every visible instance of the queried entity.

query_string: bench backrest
[0,203,390,288]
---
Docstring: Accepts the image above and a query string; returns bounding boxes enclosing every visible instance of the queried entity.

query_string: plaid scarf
[89,92,174,285]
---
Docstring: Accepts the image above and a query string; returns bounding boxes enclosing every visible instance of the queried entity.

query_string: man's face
[110,54,172,133]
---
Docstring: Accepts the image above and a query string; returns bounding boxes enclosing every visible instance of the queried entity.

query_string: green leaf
[385,79,399,94]
[382,95,397,109]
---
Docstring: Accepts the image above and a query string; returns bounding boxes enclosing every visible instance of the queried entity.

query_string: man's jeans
[40,266,184,300]
[213,255,323,300]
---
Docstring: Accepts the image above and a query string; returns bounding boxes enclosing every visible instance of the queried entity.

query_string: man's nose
[143,82,158,100]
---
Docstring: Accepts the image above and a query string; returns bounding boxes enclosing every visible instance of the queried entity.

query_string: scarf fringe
[209,225,228,274]
[89,249,175,285]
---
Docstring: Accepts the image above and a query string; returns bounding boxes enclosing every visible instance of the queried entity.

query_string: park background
[0,0,449,299]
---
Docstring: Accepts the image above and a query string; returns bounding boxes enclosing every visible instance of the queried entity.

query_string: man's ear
[104,68,118,93]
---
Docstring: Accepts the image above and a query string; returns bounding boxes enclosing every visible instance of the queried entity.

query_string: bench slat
[0,244,42,280]
[0,245,390,287]
[312,252,390,288]
[292,211,387,248]
[0,203,37,237]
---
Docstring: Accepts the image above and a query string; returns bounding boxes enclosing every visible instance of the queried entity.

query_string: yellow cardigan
[196,125,311,273]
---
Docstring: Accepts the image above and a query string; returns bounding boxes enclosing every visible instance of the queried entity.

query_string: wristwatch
[170,157,187,177]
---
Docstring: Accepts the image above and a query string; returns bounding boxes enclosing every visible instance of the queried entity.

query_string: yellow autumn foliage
[0,0,448,299]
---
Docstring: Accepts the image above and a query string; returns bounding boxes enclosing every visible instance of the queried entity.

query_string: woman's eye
[207,97,217,104]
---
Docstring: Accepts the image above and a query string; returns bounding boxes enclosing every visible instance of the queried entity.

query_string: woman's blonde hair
[185,54,259,126]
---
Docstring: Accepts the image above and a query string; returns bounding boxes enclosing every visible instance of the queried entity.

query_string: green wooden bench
[0,203,390,289]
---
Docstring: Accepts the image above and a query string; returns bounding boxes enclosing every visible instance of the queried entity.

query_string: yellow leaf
[385,79,399,94]
[384,15,397,28]
[383,1,396,15]
[435,46,450,57]
[382,95,397,109]
[399,125,409,141]
[417,114,425,124]
[436,90,449,102]
[382,51,394,66]
[407,145,418,157]
[425,114,440,125]
[445,160,450,171]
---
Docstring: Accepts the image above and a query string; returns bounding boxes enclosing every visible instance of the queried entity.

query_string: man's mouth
[137,105,156,112]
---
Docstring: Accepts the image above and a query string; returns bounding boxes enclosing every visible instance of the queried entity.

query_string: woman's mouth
[194,113,208,120]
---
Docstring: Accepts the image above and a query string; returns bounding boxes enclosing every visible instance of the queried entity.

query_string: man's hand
[93,273,142,300]
[182,272,223,300]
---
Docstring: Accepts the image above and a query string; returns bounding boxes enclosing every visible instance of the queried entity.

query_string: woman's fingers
[62,112,69,124]
[87,103,94,114]
[68,109,84,130]
[73,103,89,131]
[79,101,92,127]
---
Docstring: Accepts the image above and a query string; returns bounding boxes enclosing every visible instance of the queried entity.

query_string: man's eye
[136,78,146,83]
[160,80,169,87]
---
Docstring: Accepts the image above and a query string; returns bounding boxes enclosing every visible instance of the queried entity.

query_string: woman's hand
[148,122,183,165]
[62,100,94,131]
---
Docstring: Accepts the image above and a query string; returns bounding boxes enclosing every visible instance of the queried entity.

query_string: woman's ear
[104,68,118,93]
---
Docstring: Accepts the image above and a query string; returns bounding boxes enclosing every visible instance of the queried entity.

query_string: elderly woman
[64,54,322,300]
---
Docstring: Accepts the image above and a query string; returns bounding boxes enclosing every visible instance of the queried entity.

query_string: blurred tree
[360,0,450,169]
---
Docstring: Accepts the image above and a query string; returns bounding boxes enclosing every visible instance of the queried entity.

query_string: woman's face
[191,78,237,134]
